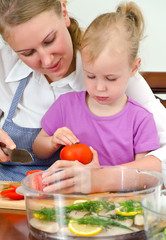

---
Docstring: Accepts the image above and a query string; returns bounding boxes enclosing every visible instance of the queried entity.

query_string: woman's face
[6,6,73,82]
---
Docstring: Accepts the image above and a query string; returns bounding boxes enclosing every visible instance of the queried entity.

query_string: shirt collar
[5,59,33,83]
[5,51,85,91]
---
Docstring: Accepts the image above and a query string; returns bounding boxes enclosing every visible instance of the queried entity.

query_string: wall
[67,0,166,71]
[0,0,166,71]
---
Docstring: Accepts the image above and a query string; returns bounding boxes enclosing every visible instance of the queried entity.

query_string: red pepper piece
[26,170,42,176]
[9,184,18,190]
[0,188,15,196]
[3,192,24,200]
[1,185,24,200]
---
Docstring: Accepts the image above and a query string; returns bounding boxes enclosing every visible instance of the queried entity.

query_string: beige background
[0,0,166,71]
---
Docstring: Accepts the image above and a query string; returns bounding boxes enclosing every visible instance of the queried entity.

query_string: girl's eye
[87,75,95,79]
[106,77,117,81]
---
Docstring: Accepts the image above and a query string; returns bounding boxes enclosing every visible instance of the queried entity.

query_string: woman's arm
[126,72,166,162]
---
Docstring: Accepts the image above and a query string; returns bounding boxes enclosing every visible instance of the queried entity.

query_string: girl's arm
[32,129,58,159]
[42,150,161,193]
[33,127,79,159]
[122,155,162,172]
[133,151,161,172]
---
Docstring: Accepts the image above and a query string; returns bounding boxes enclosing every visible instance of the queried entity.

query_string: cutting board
[0,181,26,210]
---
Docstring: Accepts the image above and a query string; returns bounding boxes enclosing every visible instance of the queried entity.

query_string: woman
[0,0,165,181]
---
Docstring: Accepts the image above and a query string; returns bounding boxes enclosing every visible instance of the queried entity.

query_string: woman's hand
[0,128,16,162]
[42,147,100,193]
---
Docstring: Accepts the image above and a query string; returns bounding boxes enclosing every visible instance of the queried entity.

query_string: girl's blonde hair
[81,1,145,65]
[0,0,82,57]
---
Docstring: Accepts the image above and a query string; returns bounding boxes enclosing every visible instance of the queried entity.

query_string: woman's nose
[39,50,54,66]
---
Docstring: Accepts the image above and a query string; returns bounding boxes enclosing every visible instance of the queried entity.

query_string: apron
[0,75,60,181]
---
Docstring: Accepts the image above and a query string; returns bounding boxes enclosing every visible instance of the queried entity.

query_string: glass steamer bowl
[141,189,166,239]
[20,166,163,240]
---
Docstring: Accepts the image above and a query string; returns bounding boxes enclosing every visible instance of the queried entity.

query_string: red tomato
[30,174,44,191]
[60,143,92,164]
[26,170,42,176]
[26,170,45,191]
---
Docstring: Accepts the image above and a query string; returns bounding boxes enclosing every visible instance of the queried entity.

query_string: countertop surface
[0,181,25,210]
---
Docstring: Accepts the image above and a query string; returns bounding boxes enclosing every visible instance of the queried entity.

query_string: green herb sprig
[74,216,133,231]
[119,200,142,213]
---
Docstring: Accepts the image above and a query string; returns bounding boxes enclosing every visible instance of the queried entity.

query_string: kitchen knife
[1,147,34,163]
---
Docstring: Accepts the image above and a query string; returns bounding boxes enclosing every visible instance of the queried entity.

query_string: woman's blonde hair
[81,1,145,65]
[0,0,82,56]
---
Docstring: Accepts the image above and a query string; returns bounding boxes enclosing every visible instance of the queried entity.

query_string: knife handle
[1,147,12,157]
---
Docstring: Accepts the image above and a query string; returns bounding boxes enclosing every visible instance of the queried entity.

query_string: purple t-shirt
[41,91,160,166]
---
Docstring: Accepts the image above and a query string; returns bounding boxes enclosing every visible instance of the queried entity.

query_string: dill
[119,200,142,213]
[74,216,133,231]
[32,200,115,221]
[32,199,140,230]
[66,200,115,214]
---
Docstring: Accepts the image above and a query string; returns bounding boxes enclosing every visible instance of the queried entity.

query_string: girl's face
[6,5,73,82]
[82,42,140,108]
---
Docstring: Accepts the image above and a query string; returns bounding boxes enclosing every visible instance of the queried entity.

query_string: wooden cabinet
[140,72,166,108]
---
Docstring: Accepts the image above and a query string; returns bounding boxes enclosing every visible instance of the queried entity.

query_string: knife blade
[1,147,34,163]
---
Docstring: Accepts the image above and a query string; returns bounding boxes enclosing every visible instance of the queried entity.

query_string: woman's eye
[44,37,55,45]
[21,50,35,57]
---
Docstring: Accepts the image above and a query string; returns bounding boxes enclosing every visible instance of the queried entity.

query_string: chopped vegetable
[26,170,42,176]
[0,185,24,200]
[68,219,102,236]
[32,199,139,232]
[116,200,142,216]
[134,214,144,226]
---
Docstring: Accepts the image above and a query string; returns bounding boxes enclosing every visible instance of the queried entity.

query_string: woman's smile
[44,58,61,72]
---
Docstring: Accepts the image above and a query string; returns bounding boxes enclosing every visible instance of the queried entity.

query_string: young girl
[33,2,161,192]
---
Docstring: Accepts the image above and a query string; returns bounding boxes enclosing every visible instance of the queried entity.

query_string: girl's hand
[42,147,100,193]
[52,127,79,147]
[0,128,16,162]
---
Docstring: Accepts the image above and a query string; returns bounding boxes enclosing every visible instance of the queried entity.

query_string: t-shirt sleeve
[134,112,160,154]
[41,97,64,136]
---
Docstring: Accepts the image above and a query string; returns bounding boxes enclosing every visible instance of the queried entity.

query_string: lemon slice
[68,220,102,236]
[116,206,142,216]
[33,213,45,220]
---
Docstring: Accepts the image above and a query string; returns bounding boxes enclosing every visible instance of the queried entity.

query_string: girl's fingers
[42,167,74,184]
[43,166,92,194]
[46,160,81,172]
[54,127,79,145]
[89,147,100,166]
[43,177,75,192]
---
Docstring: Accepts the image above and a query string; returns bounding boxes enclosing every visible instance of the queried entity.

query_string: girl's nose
[96,81,106,91]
